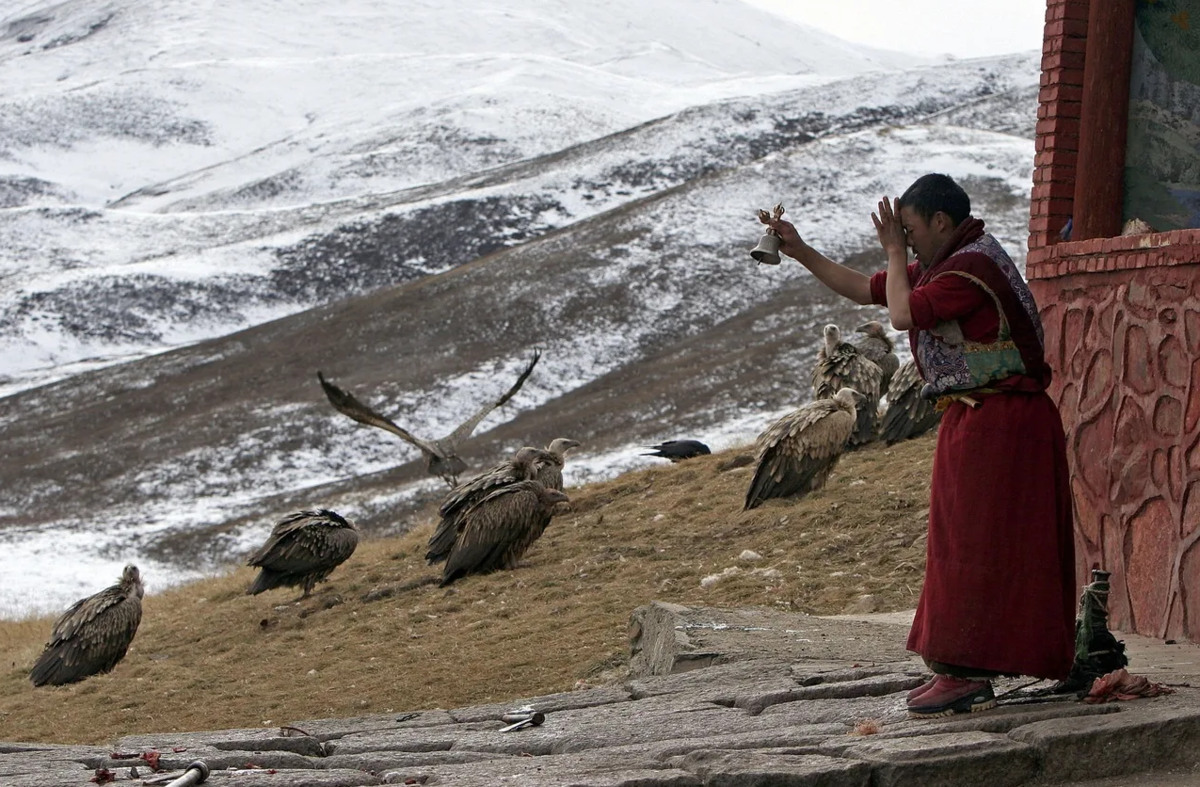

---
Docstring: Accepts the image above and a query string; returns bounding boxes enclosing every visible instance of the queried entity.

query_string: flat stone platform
[3,602,1198,786]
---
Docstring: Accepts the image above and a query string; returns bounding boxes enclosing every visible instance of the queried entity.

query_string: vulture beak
[854,322,873,334]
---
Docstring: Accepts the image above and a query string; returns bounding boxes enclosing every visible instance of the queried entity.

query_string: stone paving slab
[6,604,1200,787]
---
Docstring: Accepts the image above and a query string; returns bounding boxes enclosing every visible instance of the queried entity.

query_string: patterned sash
[915,234,1046,396]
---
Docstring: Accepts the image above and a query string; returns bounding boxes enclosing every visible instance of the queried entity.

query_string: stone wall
[1028,232,1200,640]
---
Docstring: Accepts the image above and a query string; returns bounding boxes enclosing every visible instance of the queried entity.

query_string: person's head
[897,174,971,265]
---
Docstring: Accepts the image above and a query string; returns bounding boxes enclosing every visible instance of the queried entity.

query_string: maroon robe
[870,220,1076,680]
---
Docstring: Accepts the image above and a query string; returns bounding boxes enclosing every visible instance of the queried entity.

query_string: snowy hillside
[0,0,1041,616]
[0,0,942,395]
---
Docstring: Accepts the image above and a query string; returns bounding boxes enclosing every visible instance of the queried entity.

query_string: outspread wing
[317,372,441,457]
[31,585,142,686]
[444,351,541,446]
[881,360,943,444]
[441,481,547,585]
[744,400,855,510]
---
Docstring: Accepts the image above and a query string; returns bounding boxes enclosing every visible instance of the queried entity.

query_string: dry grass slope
[0,433,935,744]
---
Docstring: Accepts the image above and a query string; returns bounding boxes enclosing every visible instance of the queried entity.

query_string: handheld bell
[749,232,782,265]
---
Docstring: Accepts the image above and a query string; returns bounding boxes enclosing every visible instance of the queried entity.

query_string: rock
[700,567,742,588]
[667,749,872,787]
[828,730,1040,787]
[1008,706,1200,783]
[629,602,724,677]
[739,550,763,562]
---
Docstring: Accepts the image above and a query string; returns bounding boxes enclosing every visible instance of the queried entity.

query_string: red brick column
[1072,0,1137,240]
[1029,0,1089,254]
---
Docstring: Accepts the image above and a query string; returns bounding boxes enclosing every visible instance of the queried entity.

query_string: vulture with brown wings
[30,565,144,687]
[426,445,555,565]
[811,324,882,448]
[440,480,569,586]
[247,509,360,598]
[744,387,863,510]
[851,320,900,394]
[317,351,541,487]
[880,359,944,444]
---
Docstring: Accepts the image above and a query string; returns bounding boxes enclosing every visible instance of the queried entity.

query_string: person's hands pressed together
[871,195,908,263]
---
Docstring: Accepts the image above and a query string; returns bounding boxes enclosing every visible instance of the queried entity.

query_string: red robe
[870,226,1076,680]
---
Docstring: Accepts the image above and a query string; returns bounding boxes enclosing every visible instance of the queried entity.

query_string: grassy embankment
[0,433,934,744]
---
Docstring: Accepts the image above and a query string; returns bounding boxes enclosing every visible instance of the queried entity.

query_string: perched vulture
[811,323,882,447]
[744,387,863,510]
[534,437,582,491]
[440,480,569,586]
[317,351,541,487]
[426,445,556,565]
[880,359,943,445]
[247,509,360,598]
[642,440,711,462]
[852,321,900,394]
[30,565,144,687]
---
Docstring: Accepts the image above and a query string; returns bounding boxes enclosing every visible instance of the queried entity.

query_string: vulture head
[855,320,887,339]
[539,487,571,510]
[512,446,557,472]
[833,387,866,412]
[822,323,842,355]
[546,438,582,460]
[121,565,145,599]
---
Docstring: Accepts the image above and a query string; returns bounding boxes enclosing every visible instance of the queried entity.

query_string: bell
[749,231,782,265]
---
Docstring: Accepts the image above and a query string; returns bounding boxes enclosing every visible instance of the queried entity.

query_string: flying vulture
[30,565,144,687]
[317,351,541,487]
[247,509,360,598]
[811,323,882,447]
[642,440,711,462]
[744,387,863,510]
[852,320,900,394]
[879,359,943,444]
[440,480,569,586]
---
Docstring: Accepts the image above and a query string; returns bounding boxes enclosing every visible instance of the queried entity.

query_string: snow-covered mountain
[0,0,1039,616]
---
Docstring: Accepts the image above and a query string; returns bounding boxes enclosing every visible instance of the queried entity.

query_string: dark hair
[898,174,971,226]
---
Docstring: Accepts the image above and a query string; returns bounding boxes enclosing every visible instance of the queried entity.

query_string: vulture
[811,323,882,447]
[852,321,900,394]
[642,439,711,462]
[317,351,541,487]
[426,445,557,565]
[744,387,863,510]
[247,509,360,598]
[30,565,144,687]
[880,359,943,444]
[440,480,570,586]
[534,437,582,491]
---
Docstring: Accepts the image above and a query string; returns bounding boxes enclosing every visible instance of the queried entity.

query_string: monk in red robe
[765,173,1076,718]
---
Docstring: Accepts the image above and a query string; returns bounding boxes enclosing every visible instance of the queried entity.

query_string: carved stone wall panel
[1032,262,1200,641]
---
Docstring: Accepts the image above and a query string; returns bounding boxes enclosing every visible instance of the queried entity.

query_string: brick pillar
[1072,0,1137,240]
[1029,0,1089,254]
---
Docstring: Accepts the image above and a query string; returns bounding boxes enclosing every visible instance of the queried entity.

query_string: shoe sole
[907,696,997,719]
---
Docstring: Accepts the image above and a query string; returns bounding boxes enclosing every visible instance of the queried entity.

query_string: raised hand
[763,216,805,259]
[871,196,907,260]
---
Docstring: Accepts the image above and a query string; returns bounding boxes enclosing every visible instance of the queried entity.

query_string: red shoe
[906,675,939,702]
[907,676,996,718]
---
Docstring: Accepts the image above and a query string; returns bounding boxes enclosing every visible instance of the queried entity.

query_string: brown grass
[0,433,935,744]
